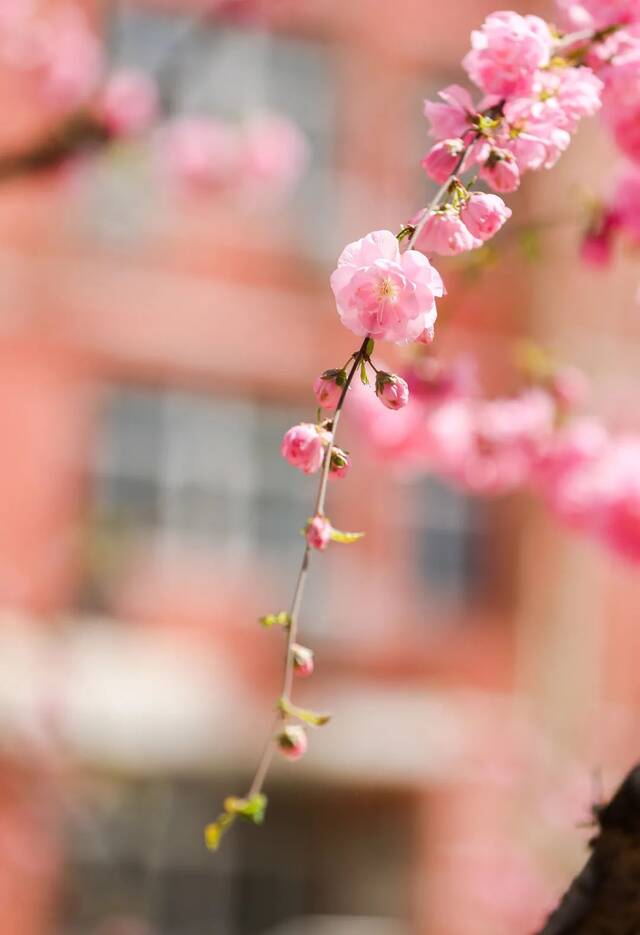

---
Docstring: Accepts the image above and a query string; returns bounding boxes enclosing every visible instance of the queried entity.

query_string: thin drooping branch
[245,335,369,801]
[0,113,110,183]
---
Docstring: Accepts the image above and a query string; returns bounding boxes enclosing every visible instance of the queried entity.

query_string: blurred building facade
[0,1,640,934]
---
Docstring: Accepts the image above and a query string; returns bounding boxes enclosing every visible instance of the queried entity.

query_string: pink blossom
[612,112,640,164]
[278,725,307,760]
[313,370,345,409]
[428,390,555,495]
[239,115,307,193]
[330,230,443,345]
[533,67,603,131]
[423,84,477,140]
[305,515,332,550]
[463,12,553,98]
[460,192,512,241]
[375,373,410,410]
[479,149,521,192]
[413,208,481,255]
[292,643,314,678]
[329,447,351,479]
[421,139,465,183]
[281,424,327,475]
[556,0,640,30]
[158,117,238,190]
[29,4,102,112]
[580,210,619,265]
[534,418,609,518]
[97,70,158,138]
[611,166,640,241]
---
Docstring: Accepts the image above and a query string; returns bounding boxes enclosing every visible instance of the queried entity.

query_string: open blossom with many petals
[463,12,553,98]
[531,67,603,132]
[330,230,443,345]
[421,139,465,183]
[423,84,477,140]
[281,423,327,475]
[413,208,481,255]
[460,192,512,241]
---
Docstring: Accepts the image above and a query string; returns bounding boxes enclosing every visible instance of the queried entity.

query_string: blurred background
[1,1,640,933]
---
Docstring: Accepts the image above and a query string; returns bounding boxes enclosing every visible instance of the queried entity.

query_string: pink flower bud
[281,423,327,475]
[460,192,512,241]
[421,139,465,184]
[479,150,521,193]
[313,369,345,409]
[416,325,435,345]
[292,643,314,678]
[305,515,332,550]
[414,208,481,255]
[278,724,307,760]
[329,447,351,479]
[375,372,410,410]
[97,69,158,137]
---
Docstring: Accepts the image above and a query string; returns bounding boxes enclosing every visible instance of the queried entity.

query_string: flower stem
[245,335,370,801]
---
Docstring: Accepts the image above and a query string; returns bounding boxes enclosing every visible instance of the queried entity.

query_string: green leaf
[259,611,291,628]
[364,338,375,358]
[224,793,268,825]
[330,528,365,544]
[360,360,369,385]
[278,696,331,727]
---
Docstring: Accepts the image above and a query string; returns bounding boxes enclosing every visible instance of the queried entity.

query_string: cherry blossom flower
[479,149,521,192]
[421,139,466,183]
[314,370,345,409]
[423,84,477,140]
[330,230,443,344]
[463,12,553,98]
[413,208,481,255]
[375,373,410,410]
[460,192,512,241]
[281,424,327,475]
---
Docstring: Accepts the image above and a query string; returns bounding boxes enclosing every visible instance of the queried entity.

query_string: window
[59,776,413,935]
[105,7,337,255]
[91,385,310,572]
[406,476,488,608]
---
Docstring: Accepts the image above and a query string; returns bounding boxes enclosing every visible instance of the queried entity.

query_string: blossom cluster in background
[0,0,307,199]
[350,348,640,565]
